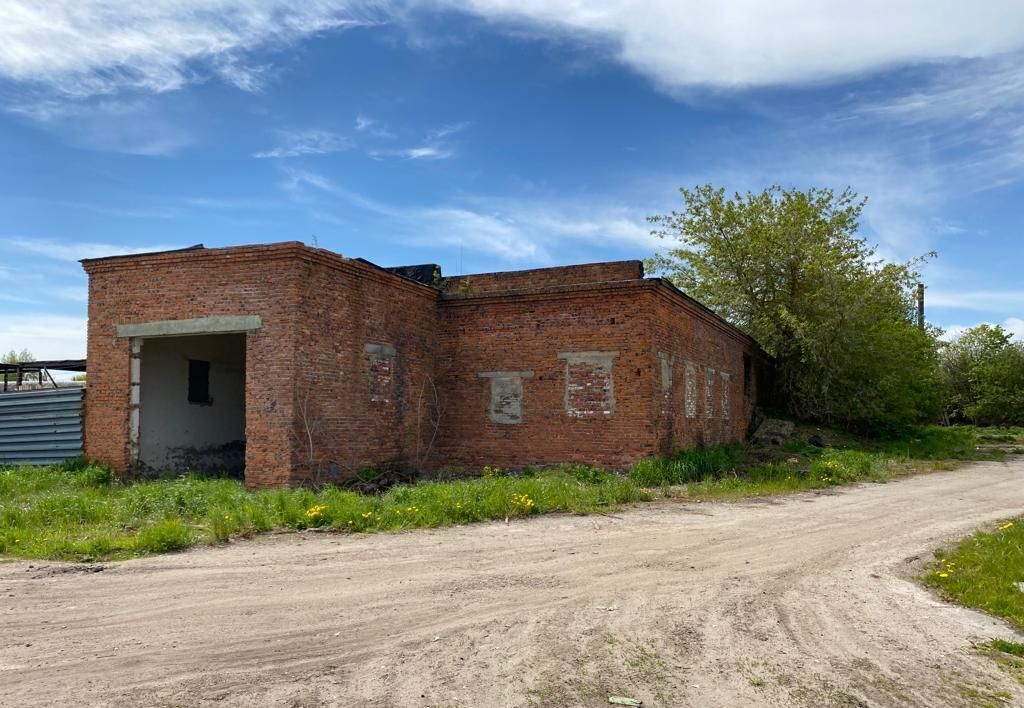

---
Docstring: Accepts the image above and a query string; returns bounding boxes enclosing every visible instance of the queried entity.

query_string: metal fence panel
[0,388,84,466]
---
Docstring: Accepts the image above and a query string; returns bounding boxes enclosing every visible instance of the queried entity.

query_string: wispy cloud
[8,237,183,263]
[367,120,469,160]
[371,145,454,160]
[278,167,654,263]
[354,114,393,138]
[426,121,470,141]
[0,315,88,359]
[2,2,1022,105]
[253,129,353,159]
[7,96,193,155]
[847,53,1024,191]
[927,289,1024,313]
[0,2,378,99]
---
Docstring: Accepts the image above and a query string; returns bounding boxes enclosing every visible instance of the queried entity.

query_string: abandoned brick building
[82,242,766,487]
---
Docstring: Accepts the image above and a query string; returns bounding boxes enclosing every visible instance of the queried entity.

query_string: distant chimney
[917,283,925,330]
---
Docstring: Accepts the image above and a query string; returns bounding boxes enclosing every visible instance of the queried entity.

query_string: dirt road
[3,460,1024,707]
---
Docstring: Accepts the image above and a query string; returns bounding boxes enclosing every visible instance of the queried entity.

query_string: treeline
[647,184,1021,432]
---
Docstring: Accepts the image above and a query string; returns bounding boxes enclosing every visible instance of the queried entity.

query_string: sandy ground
[3,460,1024,707]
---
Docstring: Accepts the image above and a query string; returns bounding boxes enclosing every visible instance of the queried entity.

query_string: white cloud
[8,237,184,263]
[432,1,1024,89]
[2,1,1023,108]
[426,121,470,141]
[0,1,376,98]
[7,96,193,155]
[279,167,655,263]
[253,130,353,159]
[366,120,469,160]
[0,315,88,359]
[1006,318,1024,341]
[354,114,393,138]
[927,290,1024,313]
[848,54,1024,190]
[371,145,454,160]
[51,286,89,303]
[940,317,1024,342]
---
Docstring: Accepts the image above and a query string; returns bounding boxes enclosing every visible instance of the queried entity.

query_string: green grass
[674,449,904,500]
[0,461,648,561]
[628,446,742,486]
[1,424,1009,562]
[628,425,1003,501]
[879,425,1010,459]
[988,639,1024,658]
[924,518,1024,631]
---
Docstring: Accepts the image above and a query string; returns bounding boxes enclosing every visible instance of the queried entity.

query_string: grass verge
[629,425,1003,501]
[924,518,1024,630]
[0,462,648,561]
[0,425,1011,562]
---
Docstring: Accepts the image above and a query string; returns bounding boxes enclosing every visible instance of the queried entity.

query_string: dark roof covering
[0,360,87,373]
[79,244,205,265]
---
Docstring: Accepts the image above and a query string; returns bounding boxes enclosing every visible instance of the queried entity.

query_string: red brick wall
[290,253,439,483]
[84,244,307,486]
[649,281,760,454]
[443,261,644,295]
[84,245,763,486]
[433,281,657,471]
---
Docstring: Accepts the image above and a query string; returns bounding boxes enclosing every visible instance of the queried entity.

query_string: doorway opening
[137,333,246,475]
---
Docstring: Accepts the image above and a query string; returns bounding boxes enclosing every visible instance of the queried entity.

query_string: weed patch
[924,518,1024,630]
[0,463,648,561]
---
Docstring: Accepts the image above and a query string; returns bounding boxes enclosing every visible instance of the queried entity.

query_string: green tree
[941,325,1024,424]
[647,184,942,429]
[2,348,38,383]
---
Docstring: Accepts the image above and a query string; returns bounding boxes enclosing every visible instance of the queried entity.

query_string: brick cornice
[82,241,439,300]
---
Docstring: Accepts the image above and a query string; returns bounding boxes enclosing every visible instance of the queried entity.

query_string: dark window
[743,354,753,398]
[188,359,211,405]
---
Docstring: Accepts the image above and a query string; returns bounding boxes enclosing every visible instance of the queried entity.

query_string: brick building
[82,242,766,487]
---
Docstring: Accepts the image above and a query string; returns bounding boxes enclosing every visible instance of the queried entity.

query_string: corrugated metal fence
[0,388,84,466]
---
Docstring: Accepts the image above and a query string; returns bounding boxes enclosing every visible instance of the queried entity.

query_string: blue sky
[2,2,1023,358]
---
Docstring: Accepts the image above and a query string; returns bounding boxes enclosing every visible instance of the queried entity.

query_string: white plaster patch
[705,366,716,419]
[658,351,674,393]
[363,342,396,403]
[558,351,618,418]
[479,371,534,424]
[685,361,697,418]
[720,371,731,420]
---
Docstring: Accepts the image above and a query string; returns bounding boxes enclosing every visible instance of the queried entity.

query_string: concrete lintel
[557,351,618,367]
[117,316,262,338]
[363,343,397,358]
[478,371,534,379]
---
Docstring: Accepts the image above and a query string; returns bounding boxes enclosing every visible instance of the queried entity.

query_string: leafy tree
[941,325,1024,424]
[2,348,37,383]
[646,184,942,429]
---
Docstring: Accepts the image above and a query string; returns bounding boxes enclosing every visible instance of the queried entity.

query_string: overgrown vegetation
[924,517,1024,631]
[647,185,942,431]
[0,461,647,561]
[629,424,1002,499]
[941,324,1024,426]
[0,426,1010,562]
